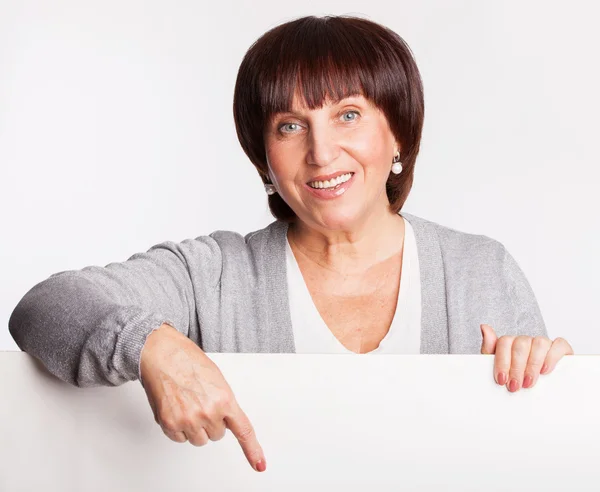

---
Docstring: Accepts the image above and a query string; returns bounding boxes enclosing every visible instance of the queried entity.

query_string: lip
[304,172,356,200]
[306,171,354,184]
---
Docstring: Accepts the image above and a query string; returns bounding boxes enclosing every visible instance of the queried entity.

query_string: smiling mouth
[307,172,354,189]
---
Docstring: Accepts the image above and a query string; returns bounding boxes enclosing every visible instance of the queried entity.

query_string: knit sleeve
[8,236,222,388]
[501,245,548,338]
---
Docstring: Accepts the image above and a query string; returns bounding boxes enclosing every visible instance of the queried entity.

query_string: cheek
[265,142,283,169]
[351,132,389,173]
[265,145,296,184]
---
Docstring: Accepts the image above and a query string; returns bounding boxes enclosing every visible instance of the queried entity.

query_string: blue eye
[279,123,301,134]
[277,110,360,134]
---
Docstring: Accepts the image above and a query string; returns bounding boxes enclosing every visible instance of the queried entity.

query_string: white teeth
[308,173,352,189]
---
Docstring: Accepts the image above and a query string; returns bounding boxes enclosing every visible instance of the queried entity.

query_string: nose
[306,123,341,168]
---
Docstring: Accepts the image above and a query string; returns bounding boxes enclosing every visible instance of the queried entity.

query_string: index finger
[224,401,266,472]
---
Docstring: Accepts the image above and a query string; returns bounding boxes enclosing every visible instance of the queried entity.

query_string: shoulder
[401,211,509,267]
[206,220,286,252]
[188,220,286,277]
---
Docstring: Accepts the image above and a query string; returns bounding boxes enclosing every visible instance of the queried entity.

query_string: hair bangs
[259,19,386,120]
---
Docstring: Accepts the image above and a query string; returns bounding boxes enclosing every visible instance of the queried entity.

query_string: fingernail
[255,459,266,472]
[523,375,533,388]
[541,364,548,374]
[497,372,507,385]
[509,378,519,392]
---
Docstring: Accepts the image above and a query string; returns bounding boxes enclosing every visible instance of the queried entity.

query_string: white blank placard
[1,352,598,491]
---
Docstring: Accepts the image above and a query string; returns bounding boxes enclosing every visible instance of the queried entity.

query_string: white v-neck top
[285,215,422,354]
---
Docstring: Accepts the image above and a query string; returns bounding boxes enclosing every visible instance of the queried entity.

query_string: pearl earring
[391,151,403,175]
[264,183,277,195]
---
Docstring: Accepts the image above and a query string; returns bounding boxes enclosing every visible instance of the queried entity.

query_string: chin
[311,206,364,231]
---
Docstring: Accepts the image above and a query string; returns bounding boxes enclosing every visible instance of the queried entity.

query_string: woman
[8,15,573,473]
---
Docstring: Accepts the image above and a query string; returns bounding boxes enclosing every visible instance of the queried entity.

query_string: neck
[287,207,405,276]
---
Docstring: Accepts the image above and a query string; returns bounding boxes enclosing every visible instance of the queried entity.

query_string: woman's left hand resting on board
[480,323,574,392]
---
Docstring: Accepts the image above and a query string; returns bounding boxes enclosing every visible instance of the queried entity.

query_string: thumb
[225,402,266,472]
[480,323,498,354]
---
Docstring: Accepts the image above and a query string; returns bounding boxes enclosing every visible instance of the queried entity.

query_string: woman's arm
[8,237,222,388]
[501,244,548,338]
[480,243,573,392]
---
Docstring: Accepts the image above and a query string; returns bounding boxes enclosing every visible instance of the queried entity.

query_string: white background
[1,0,599,353]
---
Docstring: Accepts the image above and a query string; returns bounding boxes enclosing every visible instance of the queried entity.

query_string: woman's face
[263,92,399,231]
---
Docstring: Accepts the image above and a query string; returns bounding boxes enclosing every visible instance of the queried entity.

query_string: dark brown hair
[233,15,425,223]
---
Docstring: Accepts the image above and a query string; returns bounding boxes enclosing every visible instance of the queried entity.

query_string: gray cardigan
[8,211,547,388]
